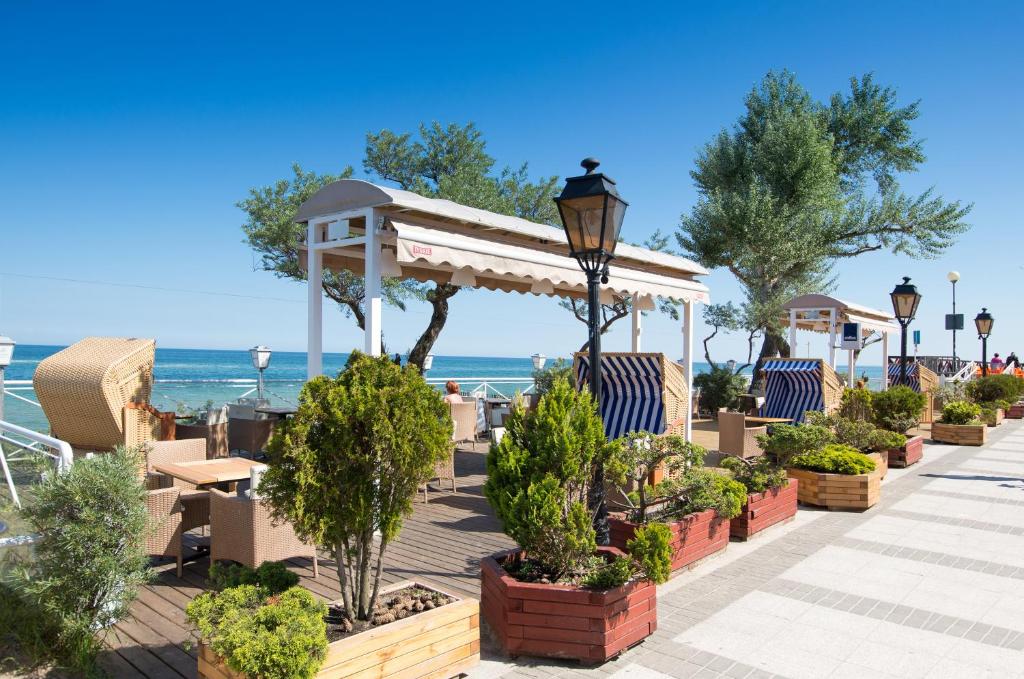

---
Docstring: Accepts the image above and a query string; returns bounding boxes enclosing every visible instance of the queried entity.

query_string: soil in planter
[324,586,454,641]
[501,554,613,587]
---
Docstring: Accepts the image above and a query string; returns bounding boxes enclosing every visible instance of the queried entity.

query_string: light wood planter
[887,435,924,468]
[609,508,729,573]
[480,547,656,664]
[985,408,1005,427]
[786,453,884,511]
[932,422,987,446]
[199,581,479,679]
[730,480,798,540]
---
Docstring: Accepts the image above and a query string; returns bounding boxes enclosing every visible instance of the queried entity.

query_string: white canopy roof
[296,179,709,304]
[782,294,898,335]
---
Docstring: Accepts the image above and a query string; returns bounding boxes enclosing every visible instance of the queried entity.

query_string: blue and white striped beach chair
[760,358,843,424]
[573,352,688,439]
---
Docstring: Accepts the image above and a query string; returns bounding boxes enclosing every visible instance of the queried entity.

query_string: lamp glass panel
[976,317,993,336]
[891,293,919,320]
[558,193,608,252]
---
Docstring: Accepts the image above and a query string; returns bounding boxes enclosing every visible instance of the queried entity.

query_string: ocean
[2,345,885,435]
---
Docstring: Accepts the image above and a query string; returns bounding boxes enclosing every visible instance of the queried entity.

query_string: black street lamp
[975,308,994,377]
[889,277,922,387]
[554,157,628,546]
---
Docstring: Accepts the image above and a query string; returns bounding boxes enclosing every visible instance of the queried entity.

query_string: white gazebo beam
[364,208,382,357]
[828,308,837,368]
[789,309,797,356]
[882,331,890,389]
[631,301,642,352]
[682,299,694,442]
[307,220,323,378]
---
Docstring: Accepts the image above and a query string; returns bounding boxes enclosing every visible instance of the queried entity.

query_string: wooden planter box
[985,408,1005,427]
[199,581,479,679]
[932,422,987,446]
[786,453,883,511]
[1007,403,1024,419]
[176,422,228,458]
[609,508,728,573]
[730,480,798,540]
[887,435,923,468]
[480,547,656,664]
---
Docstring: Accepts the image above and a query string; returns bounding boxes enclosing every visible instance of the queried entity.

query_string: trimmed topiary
[871,385,927,434]
[790,444,876,475]
[941,400,981,425]
[756,423,835,467]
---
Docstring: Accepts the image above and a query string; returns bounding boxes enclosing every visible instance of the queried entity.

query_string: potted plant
[786,443,882,510]
[193,352,480,679]
[871,386,927,467]
[932,400,987,446]
[482,379,671,664]
[605,432,745,571]
[803,411,901,479]
[721,455,798,540]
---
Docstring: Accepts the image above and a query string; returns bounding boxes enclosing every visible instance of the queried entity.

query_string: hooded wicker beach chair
[759,358,843,424]
[572,352,688,439]
[33,337,175,455]
[887,360,938,423]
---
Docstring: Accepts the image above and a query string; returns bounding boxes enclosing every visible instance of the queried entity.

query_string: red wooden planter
[729,480,798,540]
[480,547,656,664]
[1007,403,1024,419]
[887,435,923,468]
[609,508,729,573]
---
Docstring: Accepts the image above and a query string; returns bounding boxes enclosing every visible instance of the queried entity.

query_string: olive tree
[259,353,451,621]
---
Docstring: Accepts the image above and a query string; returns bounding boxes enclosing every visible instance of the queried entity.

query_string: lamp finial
[580,157,600,174]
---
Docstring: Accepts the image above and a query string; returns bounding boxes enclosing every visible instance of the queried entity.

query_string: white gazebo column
[848,349,856,387]
[827,308,838,368]
[364,208,382,356]
[788,309,797,357]
[682,299,694,442]
[881,331,890,389]
[306,220,323,379]
[631,300,642,352]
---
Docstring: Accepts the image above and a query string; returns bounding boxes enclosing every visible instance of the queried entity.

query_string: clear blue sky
[1,1,1020,366]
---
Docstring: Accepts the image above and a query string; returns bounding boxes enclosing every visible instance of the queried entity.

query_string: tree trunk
[750,330,791,391]
[408,283,459,369]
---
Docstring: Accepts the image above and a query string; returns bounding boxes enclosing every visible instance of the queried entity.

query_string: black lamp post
[975,308,994,376]
[889,277,922,387]
[554,157,628,546]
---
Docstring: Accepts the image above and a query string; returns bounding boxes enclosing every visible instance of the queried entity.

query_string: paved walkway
[478,421,1024,679]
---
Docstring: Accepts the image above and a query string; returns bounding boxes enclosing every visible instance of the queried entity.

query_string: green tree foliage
[694,365,746,413]
[941,400,981,425]
[804,411,905,452]
[838,388,873,422]
[626,523,673,585]
[721,455,788,494]
[607,432,705,518]
[531,358,574,397]
[966,374,1024,405]
[484,378,615,579]
[756,423,835,467]
[678,71,971,384]
[871,385,927,433]
[241,123,559,368]
[7,448,151,671]
[790,444,876,475]
[259,353,451,621]
[208,561,299,594]
[673,469,747,519]
[186,585,327,679]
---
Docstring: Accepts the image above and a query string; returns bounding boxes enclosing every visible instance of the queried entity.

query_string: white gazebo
[782,294,899,389]
[295,179,710,439]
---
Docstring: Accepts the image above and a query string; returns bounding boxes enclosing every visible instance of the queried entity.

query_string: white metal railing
[424,377,535,400]
[946,361,977,384]
[1,419,73,508]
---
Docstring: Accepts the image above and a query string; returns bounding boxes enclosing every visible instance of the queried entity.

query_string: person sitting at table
[444,381,463,404]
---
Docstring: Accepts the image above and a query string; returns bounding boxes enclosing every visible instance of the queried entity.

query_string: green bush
[260,352,451,622]
[694,366,746,413]
[935,381,968,408]
[756,424,834,467]
[871,386,927,434]
[186,585,327,679]
[871,429,908,451]
[485,378,615,580]
[581,556,636,590]
[672,469,746,519]
[721,455,787,494]
[967,374,1024,404]
[941,400,981,425]
[804,412,905,453]
[790,444,876,475]
[838,388,873,421]
[532,358,573,397]
[607,431,705,522]
[626,523,673,585]
[209,562,299,594]
[7,448,150,672]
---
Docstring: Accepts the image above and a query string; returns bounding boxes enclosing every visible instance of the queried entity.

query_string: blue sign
[913,330,921,346]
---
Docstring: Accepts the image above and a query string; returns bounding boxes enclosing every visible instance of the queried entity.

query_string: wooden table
[153,457,263,488]
[743,416,793,425]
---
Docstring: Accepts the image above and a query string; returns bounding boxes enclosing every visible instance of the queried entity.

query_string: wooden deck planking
[110,444,512,678]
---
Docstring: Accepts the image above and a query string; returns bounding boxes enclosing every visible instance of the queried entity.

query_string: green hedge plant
[186,585,327,679]
[756,423,835,468]
[721,455,788,494]
[838,388,873,422]
[941,400,981,425]
[790,444,877,475]
[966,374,1024,404]
[259,352,451,623]
[694,365,746,414]
[871,385,927,434]
[208,561,299,594]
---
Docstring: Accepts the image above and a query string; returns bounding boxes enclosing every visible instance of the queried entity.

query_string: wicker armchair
[143,439,210,532]
[33,337,175,456]
[146,487,184,577]
[717,410,767,458]
[208,489,318,578]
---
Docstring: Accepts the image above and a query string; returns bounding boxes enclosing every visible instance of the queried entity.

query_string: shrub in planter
[790,444,876,475]
[788,445,882,510]
[532,358,574,397]
[933,400,987,445]
[208,561,299,594]
[838,388,873,422]
[756,423,835,468]
[871,386,927,434]
[694,365,746,414]
[8,448,151,671]
[721,455,797,539]
[187,585,328,679]
[966,374,1024,404]
[934,381,969,410]
[941,400,981,425]
[482,380,667,662]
